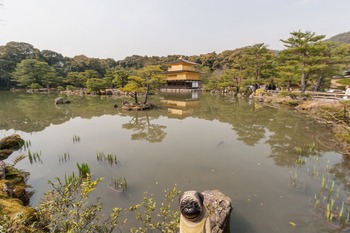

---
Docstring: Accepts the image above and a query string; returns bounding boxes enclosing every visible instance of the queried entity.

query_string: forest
[1,30,350,94]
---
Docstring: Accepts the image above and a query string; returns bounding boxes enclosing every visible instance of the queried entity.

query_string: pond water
[1,91,350,233]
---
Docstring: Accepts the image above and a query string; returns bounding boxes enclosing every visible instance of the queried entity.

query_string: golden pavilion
[162,58,201,91]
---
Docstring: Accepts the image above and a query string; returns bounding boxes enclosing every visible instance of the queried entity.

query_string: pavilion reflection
[160,92,200,117]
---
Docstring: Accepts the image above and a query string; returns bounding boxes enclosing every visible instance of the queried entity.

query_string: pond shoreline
[1,90,350,232]
[254,93,350,157]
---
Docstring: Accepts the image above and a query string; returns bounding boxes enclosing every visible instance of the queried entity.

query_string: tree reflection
[265,109,335,167]
[330,158,350,192]
[196,94,337,168]
[122,112,166,143]
[0,91,343,170]
[0,92,118,132]
[231,104,267,147]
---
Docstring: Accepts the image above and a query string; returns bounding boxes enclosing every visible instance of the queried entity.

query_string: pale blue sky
[0,0,349,60]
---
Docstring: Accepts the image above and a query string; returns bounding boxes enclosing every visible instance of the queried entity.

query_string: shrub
[255,88,265,96]
[129,187,181,233]
[66,85,75,91]
[56,86,65,92]
[36,174,125,233]
[34,174,181,232]
[29,83,43,89]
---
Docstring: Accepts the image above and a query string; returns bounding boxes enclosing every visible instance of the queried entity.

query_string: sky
[0,0,349,60]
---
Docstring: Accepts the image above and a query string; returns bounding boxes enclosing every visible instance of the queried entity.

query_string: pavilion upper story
[162,58,201,90]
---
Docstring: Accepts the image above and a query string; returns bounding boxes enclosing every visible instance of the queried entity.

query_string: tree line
[0,30,350,94]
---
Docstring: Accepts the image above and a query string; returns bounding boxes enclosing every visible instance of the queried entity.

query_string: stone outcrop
[122,101,154,111]
[55,97,71,104]
[0,134,24,160]
[202,190,232,233]
[0,134,37,232]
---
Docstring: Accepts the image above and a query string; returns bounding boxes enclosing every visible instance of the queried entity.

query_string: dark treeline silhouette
[1,30,349,92]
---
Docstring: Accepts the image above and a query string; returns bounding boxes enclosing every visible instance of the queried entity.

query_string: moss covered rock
[0,134,39,232]
[0,134,24,160]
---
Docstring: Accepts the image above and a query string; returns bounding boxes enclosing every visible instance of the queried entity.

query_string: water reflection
[1,91,349,233]
[0,91,118,132]
[122,112,167,143]
[0,90,342,168]
[161,92,200,118]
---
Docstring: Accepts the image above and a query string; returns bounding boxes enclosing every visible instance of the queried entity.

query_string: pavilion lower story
[162,80,200,90]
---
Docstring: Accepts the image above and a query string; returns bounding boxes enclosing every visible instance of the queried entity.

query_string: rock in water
[0,134,24,160]
[55,97,70,104]
[55,97,64,104]
[202,190,232,233]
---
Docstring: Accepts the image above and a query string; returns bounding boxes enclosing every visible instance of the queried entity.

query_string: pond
[1,91,350,233]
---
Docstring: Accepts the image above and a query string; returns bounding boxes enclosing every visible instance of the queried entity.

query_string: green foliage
[110,176,127,192]
[129,187,181,233]
[33,174,181,233]
[0,42,41,88]
[28,149,43,164]
[56,86,65,91]
[336,78,350,86]
[217,69,239,90]
[86,78,108,94]
[68,55,108,77]
[65,72,87,88]
[36,174,125,233]
[121,65,165,104]
[106,68,130,88]
[12,59,60,88]
[65,70,100,88]
[313,166,350,227]
[66,84,75,91]
[77,162,91,178]
[279,31,327,92]
[11,154,27,166]
[255,88,265,96]
[206,44,277,92]
[29,83,43,90]
[0,212,31,233]
[318,104,350,123]
[2,30,349,91]
[97,151,118,166]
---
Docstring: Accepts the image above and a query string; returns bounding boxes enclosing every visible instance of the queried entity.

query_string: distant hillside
[327,31,350,43]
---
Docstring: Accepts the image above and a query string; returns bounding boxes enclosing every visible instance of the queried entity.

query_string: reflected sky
[0,91,348,233]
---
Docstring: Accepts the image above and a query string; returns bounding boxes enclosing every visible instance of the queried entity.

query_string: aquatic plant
[11,154,26,166]
[96,151,105,161]
[18,140,31,152]
[295,143,319,157]
[64,172,77,186]
[72,135,81,143]
[76,162,90,178]
[296,156,305,166]
[107,153,118,166]
[289,171,305,192]
[96,151,118,166]
[58,152,70,163]
[27,150,43,164]
[110,176,127,192]
[312,171,350,230]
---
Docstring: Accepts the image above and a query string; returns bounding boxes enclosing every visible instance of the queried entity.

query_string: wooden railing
[305,91,347,100]
[265,90,348,100]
